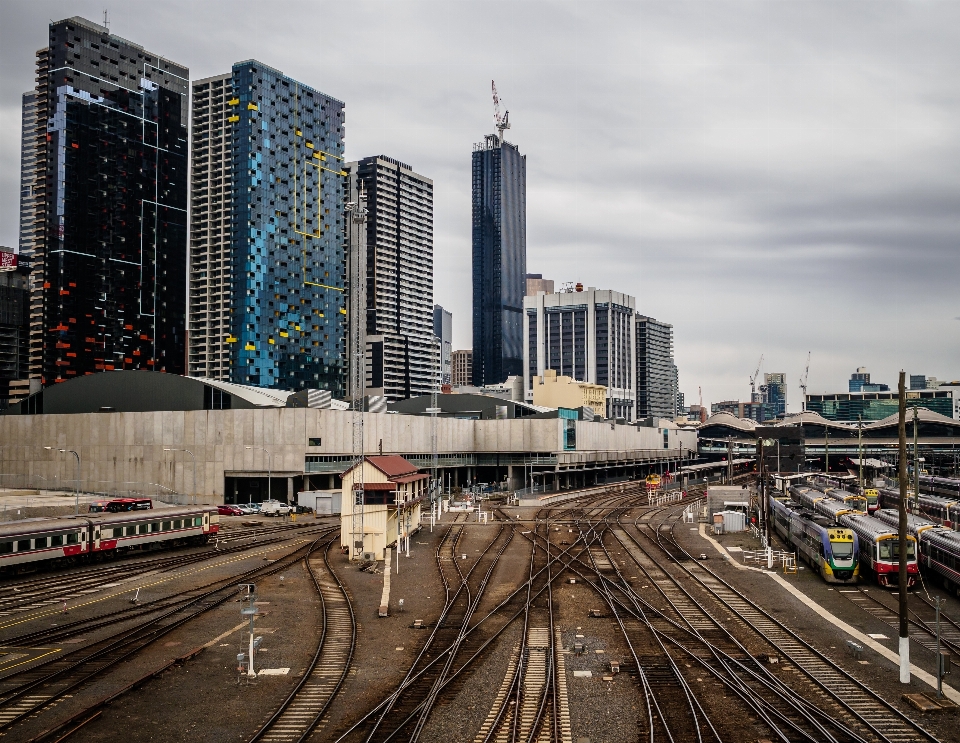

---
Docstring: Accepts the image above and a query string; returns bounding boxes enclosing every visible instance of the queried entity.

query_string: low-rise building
[532,369,606,418]
[340,455,427,560]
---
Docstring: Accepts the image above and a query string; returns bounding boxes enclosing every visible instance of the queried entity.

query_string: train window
[113,527,123,538]
[137,524,147,535]
[67,532,78,545]
[151,523,160,533]
[51,535,63,547]
[0,542,12,554]
[16,540,30,551]
[35,537,48,549]
[174,520,183,529]
[193,517,202,526]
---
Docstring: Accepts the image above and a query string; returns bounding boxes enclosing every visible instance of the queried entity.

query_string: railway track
[0,538,321,738]
[249,538,356,743]
[0,522,328,620]
[628,505,941,743]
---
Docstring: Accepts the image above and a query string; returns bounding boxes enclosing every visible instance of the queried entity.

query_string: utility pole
[897,371,910,684]
[346,188,368,560]
[824,427,829,475]
[913,406,920,510]
[858,416,864,492]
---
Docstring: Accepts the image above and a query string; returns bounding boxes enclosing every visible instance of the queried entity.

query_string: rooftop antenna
[491,80,510,142]
[103,9,110,30]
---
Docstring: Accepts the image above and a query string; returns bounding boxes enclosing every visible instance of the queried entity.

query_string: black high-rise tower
[21,16,188,386]
[471,134,526,386]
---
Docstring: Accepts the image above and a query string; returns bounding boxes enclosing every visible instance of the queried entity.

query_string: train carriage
[92,506,219,553]
[873,509,938,540]
[0,506,219,574]
[838,513,918,588]
[878,488,960,530]
[812,497,861,525]
[919,475,960,500]
[770,497,859,584]
[918,528,960,594]
[0,518,91,571]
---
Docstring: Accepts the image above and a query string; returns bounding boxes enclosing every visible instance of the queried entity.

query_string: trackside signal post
[238,583,258,678]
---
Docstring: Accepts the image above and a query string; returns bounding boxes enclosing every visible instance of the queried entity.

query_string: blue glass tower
[472,134,526,386]
[191,61,346,394]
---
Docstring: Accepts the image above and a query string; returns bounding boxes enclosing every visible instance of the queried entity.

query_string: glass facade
[806,391,955,421]
[636,315,677,419]
[192,60,346,393]
[472,135,526,386]
[26,17,188,385]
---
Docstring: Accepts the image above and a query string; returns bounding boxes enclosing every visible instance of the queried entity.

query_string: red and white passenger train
[0,505,219,574]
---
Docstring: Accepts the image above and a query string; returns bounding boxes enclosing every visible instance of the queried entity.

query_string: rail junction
[0,484,954,742]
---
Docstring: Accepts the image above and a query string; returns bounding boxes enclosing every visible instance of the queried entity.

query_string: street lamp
[245,446,274,504]
[45,446,80,515]
[164,448,197,505]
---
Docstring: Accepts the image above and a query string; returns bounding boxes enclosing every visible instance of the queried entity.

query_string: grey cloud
[1,0,958,408]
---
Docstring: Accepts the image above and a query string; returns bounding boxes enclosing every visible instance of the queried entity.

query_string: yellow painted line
[202,621,249,649]
[0,539,310,632]
[0,648,62,674]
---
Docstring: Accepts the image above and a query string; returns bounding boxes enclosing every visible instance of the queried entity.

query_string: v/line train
[875,508,960,597]
[788,485,918,588]
[770,497,858,583]
[791,486,864,524]
[837,512,918,589]
[0,505,219,575]
[806,482,868,513]
[878,488,960,530]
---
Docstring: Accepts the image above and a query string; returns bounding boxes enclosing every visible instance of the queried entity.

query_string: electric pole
[897,371,910,683]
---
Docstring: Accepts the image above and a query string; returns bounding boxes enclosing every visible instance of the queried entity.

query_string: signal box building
[340,455,427,560]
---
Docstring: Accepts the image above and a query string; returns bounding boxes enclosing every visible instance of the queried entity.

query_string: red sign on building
[0,251,18,270]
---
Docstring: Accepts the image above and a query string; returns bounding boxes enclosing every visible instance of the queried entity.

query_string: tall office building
[849,367,870,392]
[636,315,677,419]
[434,305,452,385]
[21,16,188,385]
[472,133,526,386]
[189,61,346,394]
[452,349,473,387]
[18,93,41,257]
[0,249,30,409]
[524,288,636,420]
[763,372,787,417]
[342,156,434,402]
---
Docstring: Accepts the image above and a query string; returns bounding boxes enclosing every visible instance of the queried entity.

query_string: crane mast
[799,351,811,412]
[491,80,510,142]
[749,354,764,402]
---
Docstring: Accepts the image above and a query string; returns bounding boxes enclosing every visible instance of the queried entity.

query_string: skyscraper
[523,287,636,420]
[472,133,526,386]
[763,372,787,417]
[451,349,472,387]
[22,17,188,385]
[434,305,452,385]
[343,156,435,402]
[189,61,346,394]
[636,315,678,419]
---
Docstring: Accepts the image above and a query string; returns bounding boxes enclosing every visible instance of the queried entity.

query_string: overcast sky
[2,1,958,411]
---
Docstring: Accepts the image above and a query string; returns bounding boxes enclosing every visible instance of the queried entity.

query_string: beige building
[532,369,606,418]
[340,456,427,560]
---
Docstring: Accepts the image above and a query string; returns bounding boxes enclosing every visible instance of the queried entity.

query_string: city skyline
[1,2,958,410]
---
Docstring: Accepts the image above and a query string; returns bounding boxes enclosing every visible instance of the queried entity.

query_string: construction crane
[491,80,510,141]
[749,354,764,401]
[799,351,811,412]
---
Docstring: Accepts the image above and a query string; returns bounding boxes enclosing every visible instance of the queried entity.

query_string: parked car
[218,505,243,516]
[260,499,293,517]
[237,503,259,515]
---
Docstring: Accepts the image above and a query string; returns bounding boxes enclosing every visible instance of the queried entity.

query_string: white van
[260,499,293,517]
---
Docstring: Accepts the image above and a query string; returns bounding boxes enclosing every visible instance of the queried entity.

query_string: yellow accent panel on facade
[247,103,258,110]
[228,98,239,105]
[532,368,607,418]
[226,336,237,343]
[228,115,239,123]
[279,331,288,338]
[268,338,275,345]
[244,343,256,351]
